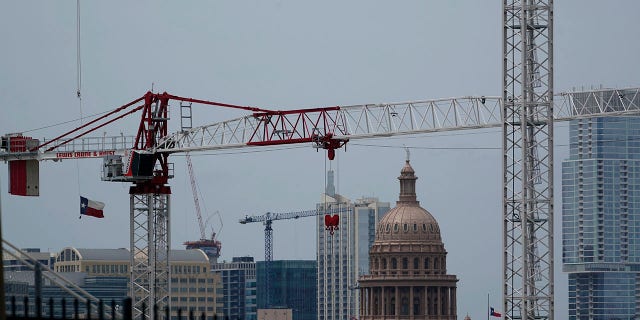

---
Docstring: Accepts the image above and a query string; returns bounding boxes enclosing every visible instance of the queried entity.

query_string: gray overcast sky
[1,1,639,319]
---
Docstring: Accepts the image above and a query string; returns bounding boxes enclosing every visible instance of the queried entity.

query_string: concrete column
[382,286,386,316]
[436,287,440,316]
[444,286,448,316]
[452,287,457,317]
[409,286,414,317]
[425,286,430,316]
[360,287,364,318]
[395,286,399,317]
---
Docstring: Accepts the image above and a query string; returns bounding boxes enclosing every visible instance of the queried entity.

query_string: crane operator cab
[102,150,170,182]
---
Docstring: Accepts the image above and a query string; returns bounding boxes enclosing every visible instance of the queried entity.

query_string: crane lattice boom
[2,88,638,163]
[1,86,639,318]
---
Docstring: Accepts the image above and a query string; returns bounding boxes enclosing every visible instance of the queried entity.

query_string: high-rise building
[211,256,257,320]
[256,260,317,320]
[562,89,640,320]
[316,170,390,320]
[359,158,458,320]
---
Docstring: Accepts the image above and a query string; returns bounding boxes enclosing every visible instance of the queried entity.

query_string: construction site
[1,1,639,320]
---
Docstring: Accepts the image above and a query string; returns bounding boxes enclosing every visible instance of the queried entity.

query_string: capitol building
[359,158,458,320]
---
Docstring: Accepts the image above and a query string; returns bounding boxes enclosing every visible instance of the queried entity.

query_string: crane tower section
[503,1,553,320]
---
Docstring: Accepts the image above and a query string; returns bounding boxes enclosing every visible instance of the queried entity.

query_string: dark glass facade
[562,116,640,320]
[257,260,317,320]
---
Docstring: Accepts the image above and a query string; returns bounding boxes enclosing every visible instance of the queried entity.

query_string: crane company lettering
[56,150,116,159]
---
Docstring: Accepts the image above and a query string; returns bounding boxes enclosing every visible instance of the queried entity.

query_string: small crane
[239,207,343,307]
[183,153,222,262]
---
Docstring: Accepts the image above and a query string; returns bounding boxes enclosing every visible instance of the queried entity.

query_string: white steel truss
[503,1,553,320]
[130,193,171,319]
[2,88,640,162]
[2,86,640,320]
[153,88,640,154]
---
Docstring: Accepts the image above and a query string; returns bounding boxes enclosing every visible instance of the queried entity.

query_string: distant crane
[183,153,222,263]
[239,207,343,306]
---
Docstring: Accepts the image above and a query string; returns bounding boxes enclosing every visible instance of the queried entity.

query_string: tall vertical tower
[317,170,390,320]
[502,1,554,320]
[562,90,640,320]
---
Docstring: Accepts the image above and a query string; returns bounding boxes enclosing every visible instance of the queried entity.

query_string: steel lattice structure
[503,1,553,320]
[2,86,640,319]
[130,191,171,319]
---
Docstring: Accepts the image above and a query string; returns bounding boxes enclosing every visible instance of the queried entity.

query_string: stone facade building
[359,159,458,320]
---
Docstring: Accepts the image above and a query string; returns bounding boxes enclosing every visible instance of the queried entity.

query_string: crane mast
[503,1,553,320]
[2,85,640,319]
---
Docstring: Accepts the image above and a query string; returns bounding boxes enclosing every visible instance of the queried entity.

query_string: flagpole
[487,293,490,320]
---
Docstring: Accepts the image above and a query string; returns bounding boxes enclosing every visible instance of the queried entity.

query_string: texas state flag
[490,307,502,318]
[80,196,105,218]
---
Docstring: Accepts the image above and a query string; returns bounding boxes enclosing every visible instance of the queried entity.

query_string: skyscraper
[562,89,640,320]
[256,260,317,320]
[211,256,257,320]
[317,170,390,320]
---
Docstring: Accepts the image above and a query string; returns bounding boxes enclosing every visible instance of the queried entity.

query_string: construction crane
[239,207,345,307]
[0,92,349,319]
[2,87,640,319]
[2,1,640,317]
[183,152,222,263]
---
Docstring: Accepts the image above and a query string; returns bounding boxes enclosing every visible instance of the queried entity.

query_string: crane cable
[75,0,84,216]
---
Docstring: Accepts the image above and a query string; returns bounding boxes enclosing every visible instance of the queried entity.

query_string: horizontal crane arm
[2,87,639,162]
[159,87,640,154]
[239,207,347,224]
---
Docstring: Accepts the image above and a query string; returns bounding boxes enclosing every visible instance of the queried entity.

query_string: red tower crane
[2,86,638,319]
[0,91,350,319]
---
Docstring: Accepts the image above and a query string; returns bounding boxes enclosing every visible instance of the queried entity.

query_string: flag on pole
[80,196,105,218]
[490,307,502,318]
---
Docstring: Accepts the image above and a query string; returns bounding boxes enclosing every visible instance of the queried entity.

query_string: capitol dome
[374,159,443,243]
[359,158,458,320]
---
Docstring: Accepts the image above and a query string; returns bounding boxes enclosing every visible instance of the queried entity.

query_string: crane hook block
[315,132,348,161]
[324,214,340,235]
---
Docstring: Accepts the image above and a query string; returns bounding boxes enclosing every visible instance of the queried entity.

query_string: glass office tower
[562,112,640,319]
[317,170,390,320]
[256,260,317,320]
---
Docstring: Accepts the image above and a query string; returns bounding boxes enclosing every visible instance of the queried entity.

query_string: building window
[401,297,409,315]
[390,297,396,315]
[391,258,397,269]
[413,297,421,315]
[402,258,408,269]
[413,258,419,269]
